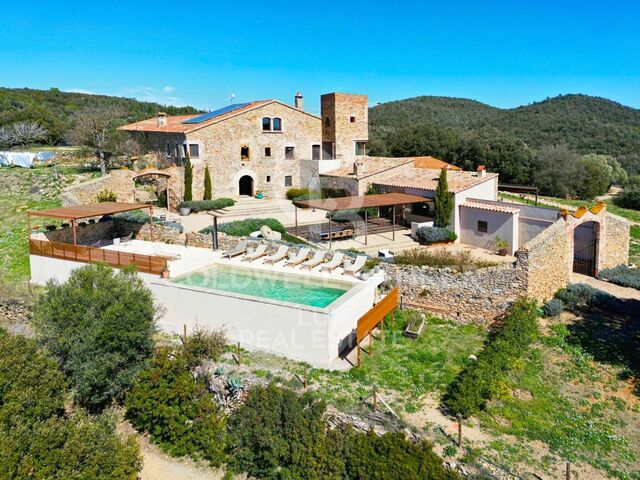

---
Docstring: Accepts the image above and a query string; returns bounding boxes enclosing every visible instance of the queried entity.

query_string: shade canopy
[293,192,427,212]
[28,202,149,220]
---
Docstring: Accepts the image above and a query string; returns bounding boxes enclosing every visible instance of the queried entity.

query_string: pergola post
[71,219,77,245]
[149,206,155,241]
[295,205,298,237]
[328,211,332,250]
[364,209,368,246]
[392,206,396,241]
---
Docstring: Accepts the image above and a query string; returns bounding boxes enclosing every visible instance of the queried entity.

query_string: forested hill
[369,94,640,156]
[0,87,199,144]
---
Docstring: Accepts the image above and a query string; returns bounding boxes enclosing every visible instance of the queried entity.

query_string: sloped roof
[461,200,520,214]
[413,156,461,170]
[294,193,427,212]
[374,169,498,194]
[118,99,320,134]
[28,202,149,220]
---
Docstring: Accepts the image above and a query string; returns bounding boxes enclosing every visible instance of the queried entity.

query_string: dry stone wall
[62,169,135,205]
[600,213,630,269]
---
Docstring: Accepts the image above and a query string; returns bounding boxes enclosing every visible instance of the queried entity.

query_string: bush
[0,331,142,479]
[205,217,286,237]
[543,298,564,317]
[555,283,598,312]
[599,264,640,290]
[33,264,158,412]
[443,299,539,417]
[286,187,309,200]
[183,154,193,202]
[113,210,184,233]
[156,189,167,208]
[613,188,640,210]
[125,347,226,465]
[178,198,235,212]
[394,248,495,272]
[96,189,117,203]
[227,385,343,479]
[203,165,212,200]
[183,327,227,367]
[415,226,457,244]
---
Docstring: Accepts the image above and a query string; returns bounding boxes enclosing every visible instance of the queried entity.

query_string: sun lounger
[242,244,267,262]
[263,245,289,265]
[300,250,325,270]
[343,255,367,276]
[320,252,345,273]
[285,247,310,267]
[153,244,182,261]
[222,239,248,259]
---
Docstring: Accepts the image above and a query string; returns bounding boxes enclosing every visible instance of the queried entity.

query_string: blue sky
[1,0,639,113]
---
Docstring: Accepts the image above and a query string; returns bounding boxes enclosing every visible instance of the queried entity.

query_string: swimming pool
[172,264,350,308]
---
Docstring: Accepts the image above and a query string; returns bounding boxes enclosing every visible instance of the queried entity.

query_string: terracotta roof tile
[413,156,461,170]
[461,200,520,214]
[374,169,498,194]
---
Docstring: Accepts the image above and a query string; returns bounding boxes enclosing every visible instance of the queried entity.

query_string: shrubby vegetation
[542,298,564,317]
[125,346,227,464]
[613,188,640,210]
[443,299,539,417]
[208,217,286,236]
[33,264,158,412]
[415,226,457,244]
[96,188,118,202]
[394,248,495,272]
[203,165,212,200]
[113,209,184,232]
[434,168,454,227]
[0,330,141,479]
[178,198,235,212]
[599,264,640,290]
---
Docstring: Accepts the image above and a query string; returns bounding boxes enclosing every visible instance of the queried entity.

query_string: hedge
[599,264,640,290]
[178,198,235,212]
[415,226,457,244]
[201,218,286,237]
[613,188,640,210]
[113,210,184,233]
[442,298,539,417]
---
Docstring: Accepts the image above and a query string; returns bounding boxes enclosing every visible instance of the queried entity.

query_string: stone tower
[320,93,368,162]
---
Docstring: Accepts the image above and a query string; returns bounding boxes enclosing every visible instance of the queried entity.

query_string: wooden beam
[328,211,332,250]
[364,208,368,246]
[71,219,77,245]
[295,205,298,237]
[392,206,396,241]
[149,206,155,241]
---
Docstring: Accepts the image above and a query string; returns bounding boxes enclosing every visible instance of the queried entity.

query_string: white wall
[451,177,498,236]
[458,208,519,254]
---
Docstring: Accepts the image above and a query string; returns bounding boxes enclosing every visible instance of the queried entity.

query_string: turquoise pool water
[172,265,349,308]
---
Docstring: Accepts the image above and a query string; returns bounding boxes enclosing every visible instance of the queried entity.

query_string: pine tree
[434,168,453,228]
[183,153,193,202]
[203,165,212,200]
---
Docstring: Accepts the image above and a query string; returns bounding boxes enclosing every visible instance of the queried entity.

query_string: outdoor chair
[153,244,181,261]
[222,239,248,259]
[263,245,289,264]
[343,255,367,276]
[300,250,325,270]
[121,233,133,246]
[242,244,268,262]
[284,247,310,267]
[321,252,345,272]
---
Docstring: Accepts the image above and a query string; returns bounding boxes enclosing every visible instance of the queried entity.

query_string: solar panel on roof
[182,102,252,124]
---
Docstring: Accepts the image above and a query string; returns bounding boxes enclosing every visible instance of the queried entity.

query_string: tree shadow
[566,297,640,396]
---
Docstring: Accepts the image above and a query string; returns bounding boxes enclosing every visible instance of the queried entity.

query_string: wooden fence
[29,239,167,275]
[356,287,398,367]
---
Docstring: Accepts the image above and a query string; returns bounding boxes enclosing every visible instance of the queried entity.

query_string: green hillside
[0,87,199,145]
[369,94,640,156]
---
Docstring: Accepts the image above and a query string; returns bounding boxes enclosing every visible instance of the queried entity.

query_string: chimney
[157,112,167,127]
[294,92,304,111]
[354,158,365,176]
[477,165,486,177]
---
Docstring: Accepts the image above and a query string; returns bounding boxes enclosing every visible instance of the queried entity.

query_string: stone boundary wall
[40,220,114,245]
[62,170,135,206]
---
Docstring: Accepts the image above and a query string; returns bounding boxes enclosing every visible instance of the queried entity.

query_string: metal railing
[29,239,167,275]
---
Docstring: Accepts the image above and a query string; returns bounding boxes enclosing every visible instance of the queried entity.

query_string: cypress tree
[434,168,453,228]
[203,164,212,200]
[183,153,193,202]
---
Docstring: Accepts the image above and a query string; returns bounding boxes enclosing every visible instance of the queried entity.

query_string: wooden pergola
[28,202,155,245]
[293,192,427,248]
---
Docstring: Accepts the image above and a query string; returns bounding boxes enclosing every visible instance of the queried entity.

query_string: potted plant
[494,237,510,256]
[255,190,264,199]
[178,202,191,216]
[161,269,170,279]
[46,225,57,231]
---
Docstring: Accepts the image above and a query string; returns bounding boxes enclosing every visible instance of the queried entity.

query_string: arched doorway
[573,221,598,276]
[239,175,254,196]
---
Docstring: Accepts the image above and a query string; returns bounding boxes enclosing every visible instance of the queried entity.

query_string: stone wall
[321,93,368,162]
[114,221,183,245]
[600,213,630,270]
[62,169,135,205]
[42,220,115,244]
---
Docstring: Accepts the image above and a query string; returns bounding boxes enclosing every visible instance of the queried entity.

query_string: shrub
[599,264,640,290]
[227,385,343,479]
[178,198,235,212]
[321,188,349,198]
[96,188,118,203]
[156,189,167,208]
[613,188,640,210]
[33,264,158,412]
[415,226,457,244]
[125,347,226,465]
[286,187,310,200]
[555,283,598,312]
[394,248,495,272]
[203,165,212,200]
[183,327,227,367]
[543,298,564,317]
[434,169,453,228]
[443,298,539,417]
[342,429,459,480]
[204,217,286,237]
[113,210,184,233]
[0,331,142,479]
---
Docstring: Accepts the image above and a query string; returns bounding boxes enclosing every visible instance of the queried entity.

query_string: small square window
[477,220,488,234]
[264,147,272,157]
[350,116,356,123]
[189,144,199,158]
[266,175,271,183]
[285,146,295,159]
[284,175,292,187]
[355,141,367,156]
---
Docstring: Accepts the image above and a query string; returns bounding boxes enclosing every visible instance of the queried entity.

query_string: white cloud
[119,86,185,106]
[162,85,175,93]
[63,88,96,95]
